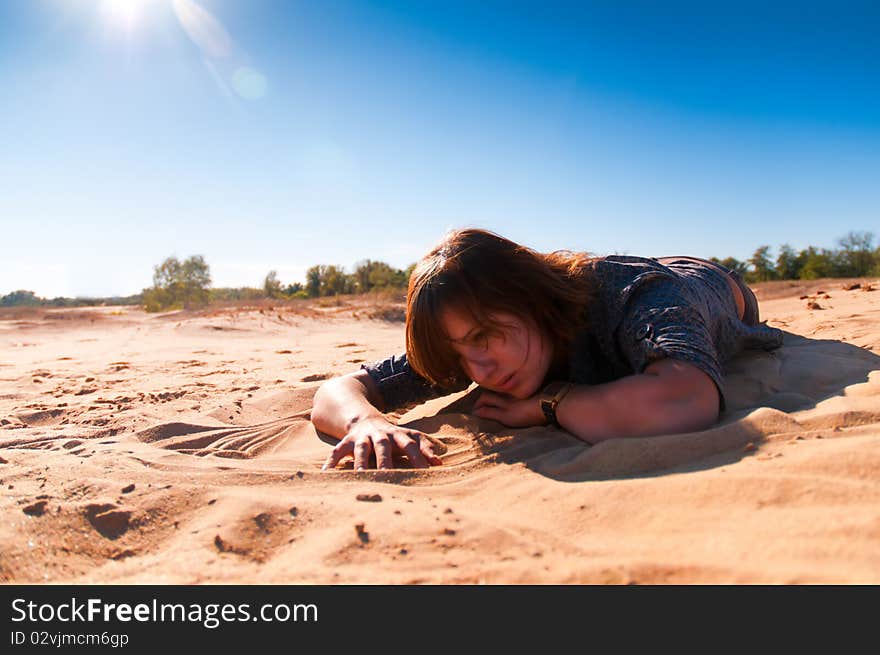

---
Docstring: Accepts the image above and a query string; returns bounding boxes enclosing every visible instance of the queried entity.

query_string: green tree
[870,246,880,277]
[0,290,41,307]
[142,255,212,311]
[775,244,800,280]
[352,259,410,292]
[321,265,352,296]
[284,282,304,296]
[264,270,283,299]
[836,231,876,277]
[181,255,211,307]
[352,259,375,294]
[305,265,324,298]
[797,247,833,280]
[366,261,399,289]
[747,246,776,283]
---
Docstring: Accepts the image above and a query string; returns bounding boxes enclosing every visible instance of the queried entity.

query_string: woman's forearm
[554,360,719,444]
[311,372,388,439]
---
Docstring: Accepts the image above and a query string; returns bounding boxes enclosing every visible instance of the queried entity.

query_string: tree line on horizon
[2,231,878,311]
[140,257,417,312]
[708,231,879,283]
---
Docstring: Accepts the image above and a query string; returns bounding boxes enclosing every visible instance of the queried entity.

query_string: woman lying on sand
[313,228,784,471]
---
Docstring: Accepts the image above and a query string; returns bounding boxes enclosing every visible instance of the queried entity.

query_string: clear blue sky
[1,0,878,297]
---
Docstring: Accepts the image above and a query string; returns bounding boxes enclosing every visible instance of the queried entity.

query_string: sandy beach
[2,278,879,584]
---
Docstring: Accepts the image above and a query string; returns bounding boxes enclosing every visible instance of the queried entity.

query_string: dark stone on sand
[301,373,332,382]
[23,500,48,516]
[121,484,135,494]
[254,512,273,532]
[214,534,247,555]
[356,494,383,502]
[214,534,230,552]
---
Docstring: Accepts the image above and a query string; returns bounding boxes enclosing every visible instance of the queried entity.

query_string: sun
[100,0,158,30]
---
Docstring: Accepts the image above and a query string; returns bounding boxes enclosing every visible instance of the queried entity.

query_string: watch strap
[540,382,573,426]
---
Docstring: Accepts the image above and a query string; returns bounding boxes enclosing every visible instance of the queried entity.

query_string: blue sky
[1,0,878,297]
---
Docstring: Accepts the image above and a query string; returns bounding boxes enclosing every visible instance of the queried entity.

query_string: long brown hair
[405,228,599,387]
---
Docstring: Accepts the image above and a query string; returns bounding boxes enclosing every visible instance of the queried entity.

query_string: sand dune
[1,280,879,584]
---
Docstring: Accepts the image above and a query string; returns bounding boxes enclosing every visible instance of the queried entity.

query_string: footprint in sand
[175,360,208,369]
[84,503,131,540]
[14,408,69,427]
[212,508,300,562]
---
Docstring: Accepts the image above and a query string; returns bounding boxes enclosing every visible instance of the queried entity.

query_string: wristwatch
[539,381,574,427]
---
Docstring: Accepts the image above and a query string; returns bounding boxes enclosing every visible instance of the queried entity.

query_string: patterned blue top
[361,255,785,414]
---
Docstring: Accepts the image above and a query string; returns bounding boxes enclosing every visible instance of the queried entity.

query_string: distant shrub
[0,290,41,307]
[211,287,265,302]
[264,270,284,299]
[142,255,212,312]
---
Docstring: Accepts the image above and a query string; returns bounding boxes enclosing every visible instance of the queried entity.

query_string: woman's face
[439,306,555,399]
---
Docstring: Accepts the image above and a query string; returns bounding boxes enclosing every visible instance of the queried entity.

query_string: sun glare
[79,0,269,101]
[101,0,154,30]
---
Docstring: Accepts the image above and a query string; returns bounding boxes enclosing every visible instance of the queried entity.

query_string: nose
[465,355,496,386]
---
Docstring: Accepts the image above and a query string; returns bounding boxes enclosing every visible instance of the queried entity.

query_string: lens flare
[172,0,232,58]
[232,67,268,100]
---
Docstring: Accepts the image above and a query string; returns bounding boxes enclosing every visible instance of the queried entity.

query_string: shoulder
[592,254,669,274]
[589,255,680,303]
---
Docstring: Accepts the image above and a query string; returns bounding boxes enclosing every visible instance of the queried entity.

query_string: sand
[1,279,879,584]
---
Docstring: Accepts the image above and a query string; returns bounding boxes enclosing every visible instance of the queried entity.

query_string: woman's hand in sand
[472,390,546,428]
[321,417,442,471]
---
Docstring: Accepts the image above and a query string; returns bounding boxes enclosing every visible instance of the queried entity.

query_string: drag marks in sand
[2,290,880,582]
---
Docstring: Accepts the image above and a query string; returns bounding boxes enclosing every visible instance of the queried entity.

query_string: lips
[495,371,517,392]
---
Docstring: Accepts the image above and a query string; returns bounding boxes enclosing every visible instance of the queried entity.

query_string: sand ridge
[1,281,879,583]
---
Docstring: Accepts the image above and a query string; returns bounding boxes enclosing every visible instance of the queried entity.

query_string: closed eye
[467,331,489,349]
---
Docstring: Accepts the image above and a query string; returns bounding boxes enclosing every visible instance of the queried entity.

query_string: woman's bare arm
[472,358,720,443]
[311,370,388,440]
[312,371,443,470]
[555,358,720,443]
